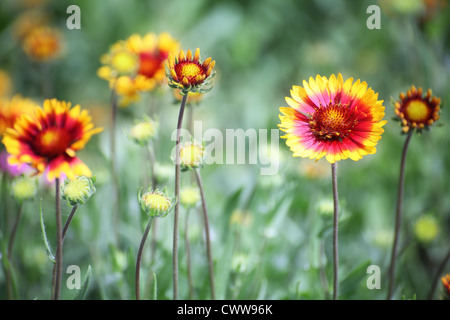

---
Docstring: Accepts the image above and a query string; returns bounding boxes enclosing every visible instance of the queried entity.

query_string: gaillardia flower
[22,27,62,62]
[0,95,39,136]
[98,32,179,90]
[279,74,387,163]
[2,99,103,181]
[394,85,441,133]
[166,48,215,94]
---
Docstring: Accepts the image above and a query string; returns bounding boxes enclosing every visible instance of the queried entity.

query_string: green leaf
[74,265,92,300]
[339,260,372,299]
[39,199,55,263]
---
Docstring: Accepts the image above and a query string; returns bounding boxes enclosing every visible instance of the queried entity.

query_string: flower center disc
[175,62,204,84]
[405,100,431,123]
[34,128,72,158]
[310,104,356,140]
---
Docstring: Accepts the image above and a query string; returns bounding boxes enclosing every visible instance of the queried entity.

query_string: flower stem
[173,94,188,300]
[52,178,63,300]
[185,208,194,299]
[387,131,413,300]
[427,247,450,300]
[62,206,78,241]
[135,217,154,300]
[110,86,120,244]
[7,203,23,261]
[331,162,339,300]
[194,168,216,300]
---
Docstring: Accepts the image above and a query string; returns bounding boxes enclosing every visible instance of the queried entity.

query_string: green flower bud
[60,176,96,207]
[138,188,174,218]
[129,117,158,145]
[180,186,200,209]
[414,214,439,244]
[11,176,37,202]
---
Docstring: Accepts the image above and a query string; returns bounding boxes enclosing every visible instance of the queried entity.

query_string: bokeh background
[0,0,449,300]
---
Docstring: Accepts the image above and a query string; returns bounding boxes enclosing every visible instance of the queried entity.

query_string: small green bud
[138,188,174,218]
[60,176,96,207]
[11,176,37,202]
[129,117,158,146]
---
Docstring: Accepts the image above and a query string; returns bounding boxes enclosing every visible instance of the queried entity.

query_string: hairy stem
[387,131,413,300]
[331,162,339,300]
[194,169,216,300]
[52,178,63,300]
[185,208,194,299]
[135,217,154,300]
[173,94,188,300]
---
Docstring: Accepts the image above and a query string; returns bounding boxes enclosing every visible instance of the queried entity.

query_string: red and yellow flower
[98,32,179,89]
[279,73,387,163]
[394,85,441,133]
[166,48,215,94]
[2,99,103,181]
[0,95,38,136]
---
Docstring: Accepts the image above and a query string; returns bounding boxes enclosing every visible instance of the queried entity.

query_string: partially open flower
[394,85,441,133]
[138,188,174,218]
[129,117,158,145]
[11,176,38,202]
[22,27,63,62]
[178,140,204,171]
[60,176,96,207]
[166,48,215,94]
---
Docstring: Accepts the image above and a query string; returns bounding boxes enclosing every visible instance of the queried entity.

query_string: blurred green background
[0,0,449,300]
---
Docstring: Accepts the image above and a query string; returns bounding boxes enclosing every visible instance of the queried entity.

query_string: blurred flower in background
[414,214,440,244]
[0,95,38,136]
[22,26,63,62]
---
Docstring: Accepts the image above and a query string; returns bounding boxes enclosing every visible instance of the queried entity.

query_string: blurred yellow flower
[11,9,49,41]
[0,70,12,97]
[0,95,39,136]
[113,75,155,107]
[22,27,63,62]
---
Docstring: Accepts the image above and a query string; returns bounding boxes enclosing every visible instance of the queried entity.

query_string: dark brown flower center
[309,104,357,141]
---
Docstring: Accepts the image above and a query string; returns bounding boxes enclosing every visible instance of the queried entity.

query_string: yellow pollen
[41,130,58,147]
[180,62,202,78]
[405,100,430,123]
